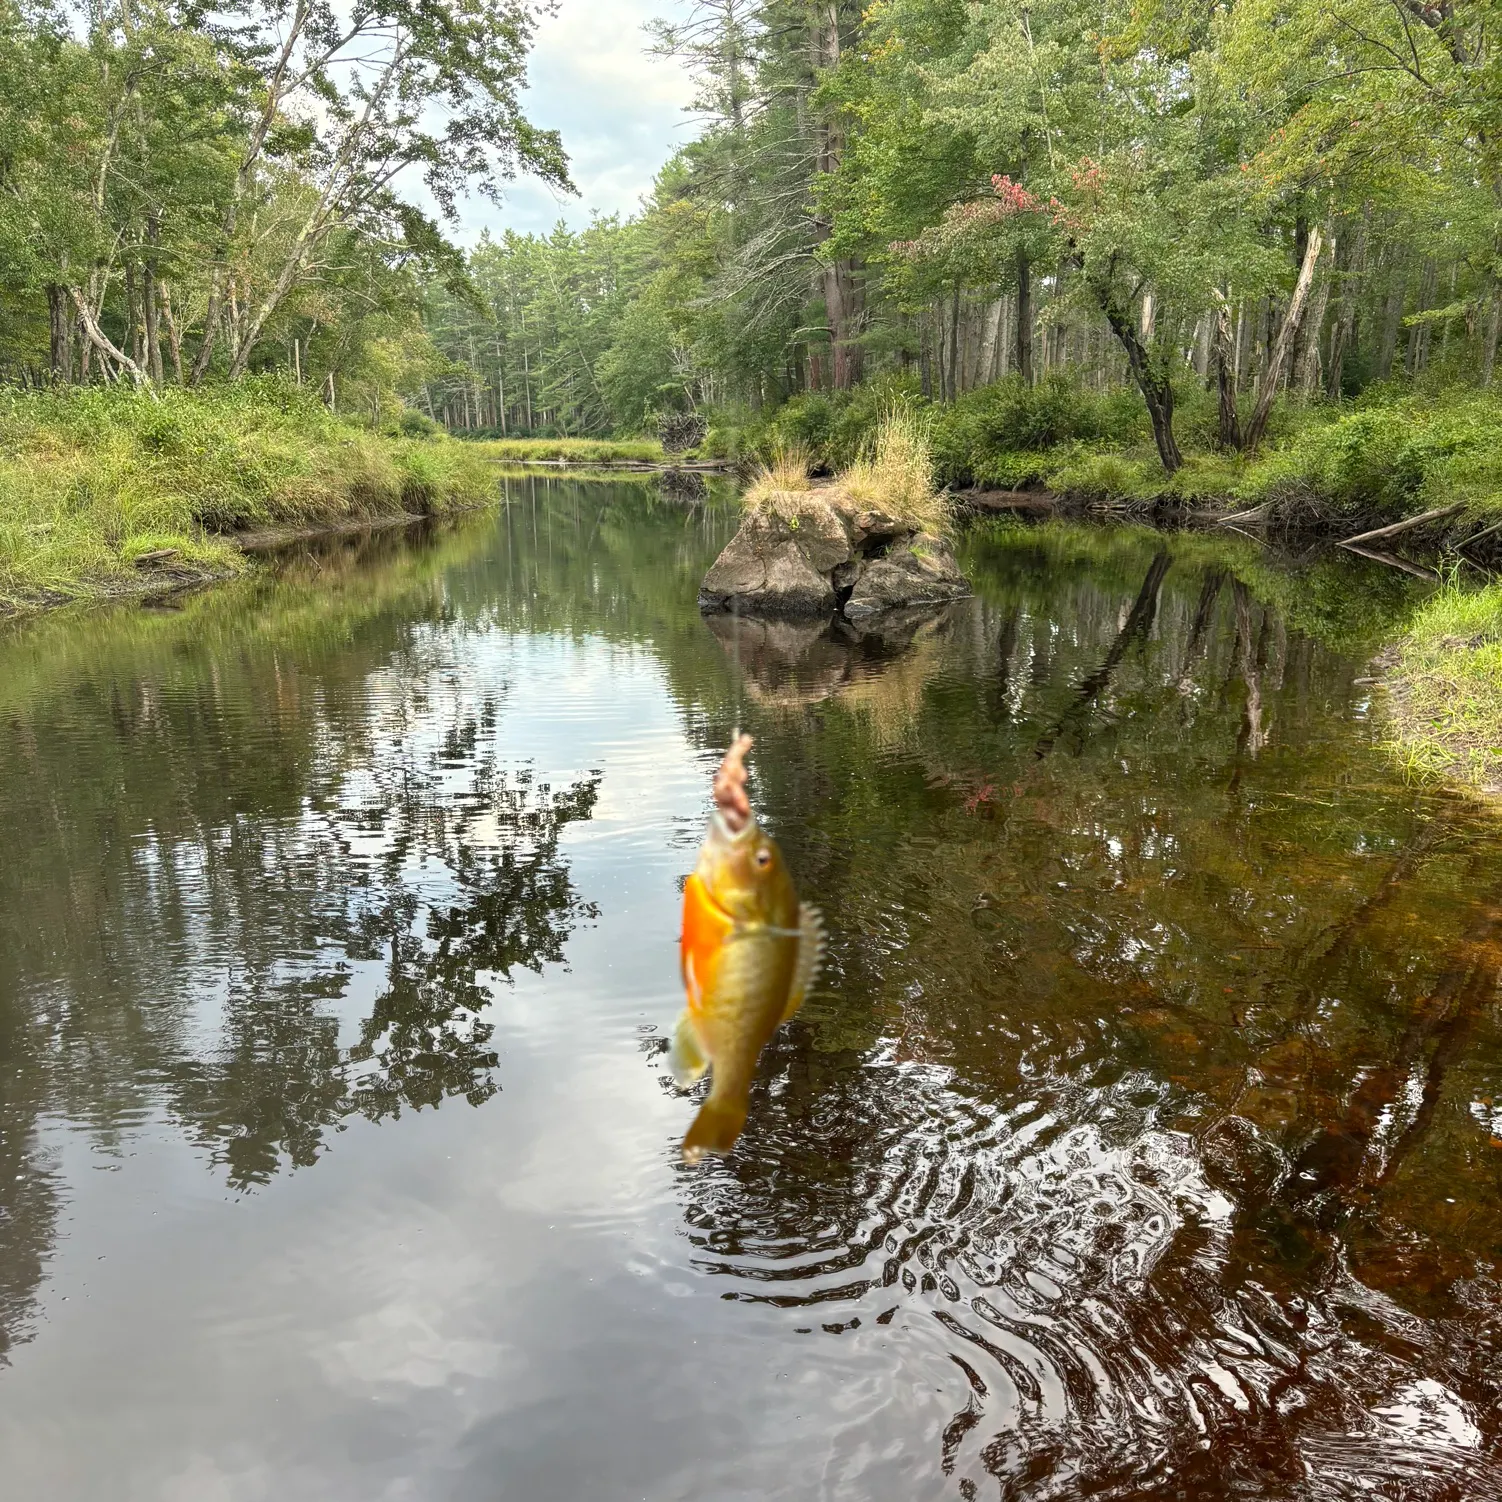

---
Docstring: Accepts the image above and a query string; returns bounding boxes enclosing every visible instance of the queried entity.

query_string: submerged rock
[698,489,970,622]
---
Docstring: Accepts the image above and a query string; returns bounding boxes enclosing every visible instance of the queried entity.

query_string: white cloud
[456,0,698,241]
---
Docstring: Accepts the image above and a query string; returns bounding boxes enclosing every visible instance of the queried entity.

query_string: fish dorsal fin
[781,903,825,1024]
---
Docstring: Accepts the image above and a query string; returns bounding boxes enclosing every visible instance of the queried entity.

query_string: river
[1,475,1499,1500]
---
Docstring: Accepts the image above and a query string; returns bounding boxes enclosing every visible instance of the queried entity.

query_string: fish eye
[753,847,772,868]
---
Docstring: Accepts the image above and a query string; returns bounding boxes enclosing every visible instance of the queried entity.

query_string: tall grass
[471,436,664,463]
[838,404,950,533]
[1382,579,1502,793]
[742,441,814,516]
[0,381,497,609]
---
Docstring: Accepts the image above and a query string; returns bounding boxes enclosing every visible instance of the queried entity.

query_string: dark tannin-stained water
[2,477,1500,1500]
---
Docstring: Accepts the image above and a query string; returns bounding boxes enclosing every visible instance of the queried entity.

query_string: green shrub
[1238,391,1502,523]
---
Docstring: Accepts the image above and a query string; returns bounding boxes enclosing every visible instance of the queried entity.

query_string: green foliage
[0,384,495,609]
[928,376,1147,485]
[1239,393,1502,524]
[1385,582,1502,793]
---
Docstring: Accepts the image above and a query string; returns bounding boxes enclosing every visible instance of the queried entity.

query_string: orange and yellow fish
[673,734,824,1163]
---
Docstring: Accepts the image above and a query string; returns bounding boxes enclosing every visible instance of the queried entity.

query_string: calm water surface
[2,478,1501,1500]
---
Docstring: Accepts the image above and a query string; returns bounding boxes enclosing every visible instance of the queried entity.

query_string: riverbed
[1,476,1499,1500]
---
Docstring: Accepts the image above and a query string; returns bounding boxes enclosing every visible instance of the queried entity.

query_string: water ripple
[674,1056,1502,1498]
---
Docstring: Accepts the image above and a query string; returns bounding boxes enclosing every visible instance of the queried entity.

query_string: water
[2,476,1500,1500]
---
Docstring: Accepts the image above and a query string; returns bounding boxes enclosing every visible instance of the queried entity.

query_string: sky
[453,0,698,243]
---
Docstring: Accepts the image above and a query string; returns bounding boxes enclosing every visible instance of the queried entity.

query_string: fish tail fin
[681,1092,749,1165]
[668,1009,709,1088]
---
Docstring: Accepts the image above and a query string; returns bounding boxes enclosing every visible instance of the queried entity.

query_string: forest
[2,0,1497,437]
[418,0,1502,480]
[3,0,1502,550]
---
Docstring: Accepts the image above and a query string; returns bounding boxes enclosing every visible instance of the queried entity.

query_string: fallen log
[962,488,1057,512]
[1340,543,1441,582]
[1335,503,1465,550]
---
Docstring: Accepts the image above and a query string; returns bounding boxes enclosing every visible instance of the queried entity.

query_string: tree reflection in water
[0,527,601,1355]
[667,519,1502,1499]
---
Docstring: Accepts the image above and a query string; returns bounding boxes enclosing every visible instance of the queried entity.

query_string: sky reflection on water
[0,481,1499,1500]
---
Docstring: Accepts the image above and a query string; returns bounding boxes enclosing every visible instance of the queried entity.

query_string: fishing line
[731,592,743,746]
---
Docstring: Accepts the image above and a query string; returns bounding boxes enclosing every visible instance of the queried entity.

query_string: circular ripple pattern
[676,1056,1502,1500]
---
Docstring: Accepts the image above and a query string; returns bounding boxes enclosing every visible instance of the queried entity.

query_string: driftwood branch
[1340,543,1441,580]
[1336,502,1464,550]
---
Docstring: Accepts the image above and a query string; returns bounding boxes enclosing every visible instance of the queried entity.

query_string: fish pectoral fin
[668,1009,709,1088]
[781,903,826,1024]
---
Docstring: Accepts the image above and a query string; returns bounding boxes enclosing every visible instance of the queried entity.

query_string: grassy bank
[707,376,1502,539]
[0,381,497,611]
[1383,582,1502,794]
[470,436,663,464]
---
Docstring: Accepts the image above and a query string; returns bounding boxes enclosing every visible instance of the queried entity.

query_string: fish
[672,733,824,1164]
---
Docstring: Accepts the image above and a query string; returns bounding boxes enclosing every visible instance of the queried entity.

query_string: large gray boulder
[699,489,970,622]
[844,532,968,622]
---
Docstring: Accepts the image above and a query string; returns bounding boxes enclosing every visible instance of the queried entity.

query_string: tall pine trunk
[1015,251,1033,385]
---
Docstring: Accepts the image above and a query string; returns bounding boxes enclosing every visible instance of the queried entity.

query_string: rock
[843,531,969,621]
[699,488,970,624]
[698,500,851,617]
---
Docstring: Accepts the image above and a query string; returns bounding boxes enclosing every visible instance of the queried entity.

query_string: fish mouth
[709,810,755,846]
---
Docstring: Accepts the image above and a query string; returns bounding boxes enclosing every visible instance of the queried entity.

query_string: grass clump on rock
[742,441,815,516]
[838,403,950,535]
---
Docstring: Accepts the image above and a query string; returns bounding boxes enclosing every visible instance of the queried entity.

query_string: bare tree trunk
[46,284,74,383]
[1297,232,1335,396]
[124,259,142,369]
[1193,312,1212,382]
[979,297,1003,387]
[1243,227,1324,453]
[142,211,163,385]
[1212,294,1242,450]
[159,281,184,383]
[1015,250,1033,385]
[69,286,146,386]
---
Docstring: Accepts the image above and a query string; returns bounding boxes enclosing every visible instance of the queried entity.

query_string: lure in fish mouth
[673,733,824,1164]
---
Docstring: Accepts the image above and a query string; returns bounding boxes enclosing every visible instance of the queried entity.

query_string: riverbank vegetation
[5,0,1502,521]
[475,437,665,464]
[1384,583,1502,793]
[0,384,494,609]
